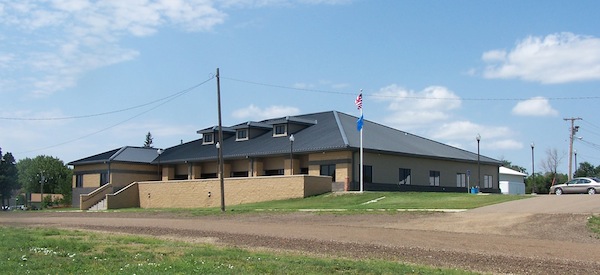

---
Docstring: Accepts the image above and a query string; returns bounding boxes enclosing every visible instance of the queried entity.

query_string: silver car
[550,177,600,195]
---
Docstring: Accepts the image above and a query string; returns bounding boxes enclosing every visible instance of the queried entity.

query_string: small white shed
[499,167,526,195]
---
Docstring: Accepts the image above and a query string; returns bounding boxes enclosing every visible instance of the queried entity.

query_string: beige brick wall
[82,174,101,188]
[136,175,331,209]
[307,151,352,183]
[107,182,140,209]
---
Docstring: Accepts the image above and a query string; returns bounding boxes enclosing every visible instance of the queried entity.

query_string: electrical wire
[1,76,214,121]
[16,76,214,154]
[581,119,600,131]
[221,76,600,101]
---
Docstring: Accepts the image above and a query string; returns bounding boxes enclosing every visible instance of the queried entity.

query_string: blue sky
[2,0,600,174]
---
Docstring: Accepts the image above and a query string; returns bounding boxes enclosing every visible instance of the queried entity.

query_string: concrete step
[88,198,107,211]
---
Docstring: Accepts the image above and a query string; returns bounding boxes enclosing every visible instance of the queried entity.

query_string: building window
[456,173,466,187]
[202,133,214,144]
[76,174,83,188]
[399,168,411,185]
[236,129,248,141]
[363,165,373,183]
[174,174,188,180]
[320,164,336,182]
[231,171,249,177]
[300,167,309,174]
[100,172,109,186]
[200,173,217,179]
[484,175,493,188]
[429,171,440,186]
[264,169,284,176]
[273,124,287,136]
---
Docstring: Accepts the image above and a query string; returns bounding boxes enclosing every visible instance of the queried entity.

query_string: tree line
[1,147,72,208]
[1,143,599,208]
[1,133,155,208]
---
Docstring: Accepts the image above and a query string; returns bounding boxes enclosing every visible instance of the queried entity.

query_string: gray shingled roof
[69,146,161,165]
[154,111,499,165]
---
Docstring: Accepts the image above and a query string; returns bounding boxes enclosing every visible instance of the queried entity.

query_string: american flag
[355,93,362,110]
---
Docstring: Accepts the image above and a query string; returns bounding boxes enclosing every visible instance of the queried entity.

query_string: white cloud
[232,104,300,120]
[0,0,227,97]
[299,0,353,5]
[292,82,315,89]
[0,53,14,68]
[431,121,522,150]
[487,139,523,150]
[110,121,195,141]
[374,84,461,130]
[481,50,506,62]
[512,97,559,117]
[218,0,352,9]
[482,32,600,84]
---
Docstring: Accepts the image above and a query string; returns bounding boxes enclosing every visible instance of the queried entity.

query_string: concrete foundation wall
[137,175,331,209]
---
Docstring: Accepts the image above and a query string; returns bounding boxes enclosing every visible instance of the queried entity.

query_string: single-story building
[69,146,161,207]
[499,166,527,195]
[70,110,501,209]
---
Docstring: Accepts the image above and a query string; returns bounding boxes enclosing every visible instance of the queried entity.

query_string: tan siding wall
[191,164,202,179]
[73,162,158,189]
[137,175,331,209]
[308,151,352,162]
[72,163,108,172]
[230,159,248,173]
[203,163,218,174]
[360,153,499,188]
[263,157,285,171]
[252,159,264,176]
[175,164,188,176]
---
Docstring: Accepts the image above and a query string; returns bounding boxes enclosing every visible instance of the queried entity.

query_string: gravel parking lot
[2,195,599,274]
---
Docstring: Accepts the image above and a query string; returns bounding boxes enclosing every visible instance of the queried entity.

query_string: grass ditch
[588,215,600,237]
[0,226,477,274]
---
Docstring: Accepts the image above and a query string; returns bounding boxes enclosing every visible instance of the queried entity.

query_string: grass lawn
[131,191,528,215]
[589,215,600,236]
[240,192,526,210]
[0,226,477,275]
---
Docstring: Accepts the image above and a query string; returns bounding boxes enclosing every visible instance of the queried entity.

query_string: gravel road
[2,195,600,274]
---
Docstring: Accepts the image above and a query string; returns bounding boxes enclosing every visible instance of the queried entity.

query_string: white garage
[499,167,527,195]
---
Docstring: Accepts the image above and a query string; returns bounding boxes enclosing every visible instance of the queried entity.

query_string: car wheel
[588,188,596,195]
[555,188,563,195]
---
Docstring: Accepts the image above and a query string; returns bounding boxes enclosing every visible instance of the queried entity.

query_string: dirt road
[2,195,600,274]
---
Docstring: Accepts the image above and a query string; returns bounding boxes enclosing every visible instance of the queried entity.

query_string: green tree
[574,161,597,178]
[501,159,527,174]
[0,148,18,207]
[17,155,72,206]
[144,132,154,148]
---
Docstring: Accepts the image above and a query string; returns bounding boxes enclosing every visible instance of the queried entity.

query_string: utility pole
[216,68,225,212]
[564,117,581,180]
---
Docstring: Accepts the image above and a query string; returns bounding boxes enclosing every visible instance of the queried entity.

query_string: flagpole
[359,89,364,193]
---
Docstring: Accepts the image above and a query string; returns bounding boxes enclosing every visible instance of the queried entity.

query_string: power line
[578,139,600,151]
[579,128,600,139]
[222,76,600,101]
[1,76,215,121]
[16,76,214,154]
[581,119,600,131]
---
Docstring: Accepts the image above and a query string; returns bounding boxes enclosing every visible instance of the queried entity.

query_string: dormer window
[273,124,287,137]
[202,133,214,144]
[236,129,248,141]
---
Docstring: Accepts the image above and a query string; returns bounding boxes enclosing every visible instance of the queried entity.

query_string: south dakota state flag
[357,114,364,131]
